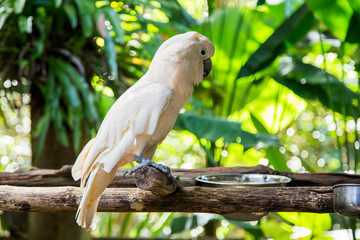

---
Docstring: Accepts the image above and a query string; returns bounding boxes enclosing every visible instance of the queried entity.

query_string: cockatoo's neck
[145,59,199,106]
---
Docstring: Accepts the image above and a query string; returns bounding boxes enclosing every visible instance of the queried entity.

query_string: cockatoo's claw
[123,170,131,178]
[126,154,173,182]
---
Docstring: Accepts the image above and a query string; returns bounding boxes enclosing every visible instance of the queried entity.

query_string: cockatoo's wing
[72,80,172,185]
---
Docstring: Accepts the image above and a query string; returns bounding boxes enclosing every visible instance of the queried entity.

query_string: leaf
[73,113,82,153]
[52,107,69,147]
[175,112,279,149]
[54,57,99,122]
[54,0,62,8]
[0,11,12,30]
[348,0,360,13]
[170,215,198,234]
[79,14,93,37]
[103,7,125,44]
[250,112,270,134]
[200,142,218,167]
[49,58,81,108]
[345,11,360,43]
[74,0,94,37]
[104,28,118,80]
[265,146,290,171]
[250,113,290,171]
[14,0,26,14]
[305,0,353,41]
[274,59,359,117]
[32,112,50,162]
[98,93,116,118]
[64,3,78,28]
[170,216,188,234]
[230,221,264,239]
[238,4,315,78]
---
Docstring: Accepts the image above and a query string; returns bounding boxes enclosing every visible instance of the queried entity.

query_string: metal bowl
[333,184,360,218]
[195,174,292,188]
[195,173,292,221]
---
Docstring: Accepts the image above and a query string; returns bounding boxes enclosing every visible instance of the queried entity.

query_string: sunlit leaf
[238,4,314,78]
[14,0,26,14]
[175,112,279,149]
[251,113,290,171]
[230,221,264,239]
[305,0,353,41]
[0,11,11,30]
[274,58,359,117]
[260,217,292,240]
[54,0,62,8]
[103,7,125,44]
[18,15,32,33]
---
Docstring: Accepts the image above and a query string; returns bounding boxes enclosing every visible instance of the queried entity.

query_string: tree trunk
[27,85,90,240]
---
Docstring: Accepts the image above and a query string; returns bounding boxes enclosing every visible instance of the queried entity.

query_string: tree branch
[1,165,359,187]
[0,185,333,213]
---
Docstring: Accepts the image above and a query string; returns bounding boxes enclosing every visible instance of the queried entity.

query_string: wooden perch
[1,165,360,188]
[1,165,356,214]
[0,185,333,214]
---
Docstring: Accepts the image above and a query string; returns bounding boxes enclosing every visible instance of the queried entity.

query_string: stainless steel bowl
[333,184,360,218]
[195,174,292,221]
[195,174,292,187]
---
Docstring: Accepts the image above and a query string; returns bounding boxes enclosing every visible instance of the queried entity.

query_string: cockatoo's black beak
[203,58,212,78]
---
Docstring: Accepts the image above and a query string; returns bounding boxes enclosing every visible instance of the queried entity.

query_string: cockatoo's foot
[124,155,173,182]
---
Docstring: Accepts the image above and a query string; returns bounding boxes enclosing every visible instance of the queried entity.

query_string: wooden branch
[0,185,333,213]
[1,165,360,188]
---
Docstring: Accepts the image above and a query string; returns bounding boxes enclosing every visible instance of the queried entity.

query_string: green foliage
[238,4,315,78]
[275,59,359,118]
[175,112,279,149]
[0,0,192,160]
[2,0,360,239]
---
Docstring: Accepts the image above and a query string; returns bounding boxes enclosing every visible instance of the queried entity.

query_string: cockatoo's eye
[201,49,206,56]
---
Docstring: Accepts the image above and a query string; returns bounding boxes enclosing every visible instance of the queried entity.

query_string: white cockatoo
[71,31,214,229]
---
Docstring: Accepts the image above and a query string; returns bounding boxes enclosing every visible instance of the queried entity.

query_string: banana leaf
[274,59,359,118]
[305,0,353,41]
[238,3,315,78]
[175,112,279,149]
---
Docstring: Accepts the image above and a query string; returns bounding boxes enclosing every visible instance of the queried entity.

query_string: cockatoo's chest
[151,98,183,141]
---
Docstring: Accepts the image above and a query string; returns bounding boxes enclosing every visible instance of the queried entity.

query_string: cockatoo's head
[149,31,215,86]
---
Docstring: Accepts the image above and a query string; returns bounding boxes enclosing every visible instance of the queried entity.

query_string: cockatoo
[71,31,214,229]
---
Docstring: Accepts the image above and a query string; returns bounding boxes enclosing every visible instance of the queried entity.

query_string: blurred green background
[1,0,360,239]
